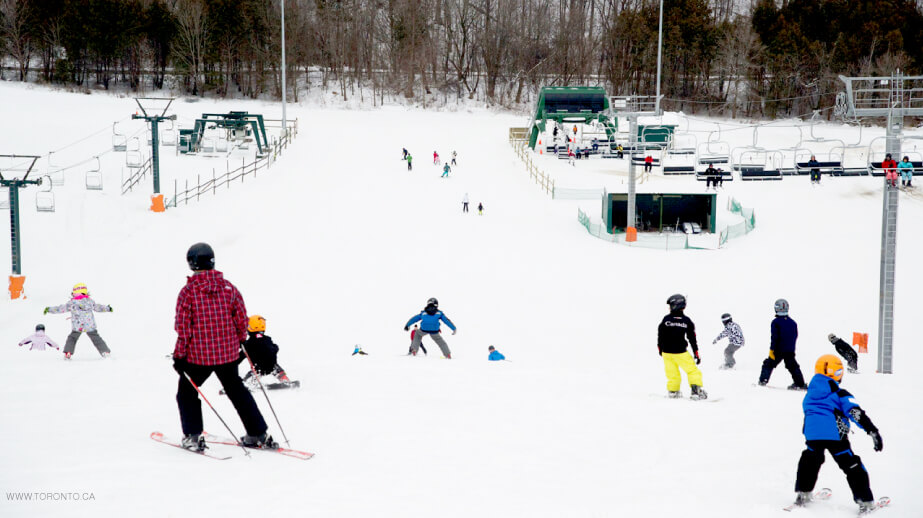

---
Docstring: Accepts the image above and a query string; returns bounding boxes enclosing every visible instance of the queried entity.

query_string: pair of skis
[783,488,891,514]
[150,431,313,460]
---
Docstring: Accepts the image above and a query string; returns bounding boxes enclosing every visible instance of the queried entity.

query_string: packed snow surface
[1,82,921,517]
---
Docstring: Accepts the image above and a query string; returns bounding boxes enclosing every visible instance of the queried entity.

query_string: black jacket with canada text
[658,311,698,355]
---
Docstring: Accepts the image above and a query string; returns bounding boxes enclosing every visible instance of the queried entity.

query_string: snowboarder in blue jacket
[404,298,456,358]
[792,354,882,512]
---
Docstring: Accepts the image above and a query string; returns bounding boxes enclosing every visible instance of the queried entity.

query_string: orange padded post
[150,194,165,213]
[853,332,869,353]
[9,275,25,299]
[626,227,637,242]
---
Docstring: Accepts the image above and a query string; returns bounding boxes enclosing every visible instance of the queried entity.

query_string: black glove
[107,305,113,312]
[694,352,701,365]
[173,357,188,375]
[404,326,409,332]
[869,430,883,452]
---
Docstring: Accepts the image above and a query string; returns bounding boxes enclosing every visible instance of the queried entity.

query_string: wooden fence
[509,129,554,196]
[165,120,298,208]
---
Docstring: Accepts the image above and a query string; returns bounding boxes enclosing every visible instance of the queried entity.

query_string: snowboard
[783,487,832,511]
[220,380,299,395]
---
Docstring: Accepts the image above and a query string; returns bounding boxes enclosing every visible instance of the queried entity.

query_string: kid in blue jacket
[792,355,883,513]
[404,298,456,358]
[488,345,505,361]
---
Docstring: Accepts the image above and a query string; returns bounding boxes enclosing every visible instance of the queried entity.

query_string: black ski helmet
[36,324,45,331]
[721,313,732,324]
[427,297,438,308]
[667,294,686,311]
[774,298,789,316]
[186,242,215,271]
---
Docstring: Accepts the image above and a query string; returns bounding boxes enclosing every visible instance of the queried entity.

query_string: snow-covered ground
[0,81,921,518]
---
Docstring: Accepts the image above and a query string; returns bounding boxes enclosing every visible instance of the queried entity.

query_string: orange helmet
[72,283,88,296]
[815,354,844,382]
[247,315,266,333]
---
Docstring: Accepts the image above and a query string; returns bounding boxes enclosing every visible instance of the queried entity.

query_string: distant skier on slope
[757,298,807,390]
[442,163,451,178]
[407,153,413,171]
[404,298,456,359]
[434,151,440,165]
[44,283,112,360]
[241,315,293,389]
[18,324,60,351]
[657,294,707,400]
[488,345,505,361]
[791,355,882,513]
[712,313,744,369]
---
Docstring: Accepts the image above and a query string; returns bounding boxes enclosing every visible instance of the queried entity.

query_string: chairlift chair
[85,156,103,190]
[47,151,65,186]
[112,122,127,152]
[35,176,55,212]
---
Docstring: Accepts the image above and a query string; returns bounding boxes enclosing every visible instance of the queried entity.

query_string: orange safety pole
[9,275,26,299]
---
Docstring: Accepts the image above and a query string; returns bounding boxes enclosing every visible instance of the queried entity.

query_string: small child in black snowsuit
[241,315,292,387]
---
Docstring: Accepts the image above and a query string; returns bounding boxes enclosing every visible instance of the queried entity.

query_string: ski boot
[667,391,682,399]
[690,385,708,400]
[757,380,768,386]
[275,368,292,385]
[788,383,808,391]
[718,363,734,370]
[101,352,110,359]
[241,432,279,449]
[64,352,72,360]
[242,371,260,390]
[793,491,813,506]
[856,500,876,514]
[181,434,206,452]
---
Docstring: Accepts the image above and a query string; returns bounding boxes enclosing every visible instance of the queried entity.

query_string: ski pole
[181,371,251,457]
[240,343,291,447]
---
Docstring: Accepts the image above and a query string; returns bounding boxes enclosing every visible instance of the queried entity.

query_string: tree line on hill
[1,0,922,118]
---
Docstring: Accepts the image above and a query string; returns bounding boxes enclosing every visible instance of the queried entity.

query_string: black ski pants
[795,439,873,502]
[176,360,267,437]
[759,350,806,386]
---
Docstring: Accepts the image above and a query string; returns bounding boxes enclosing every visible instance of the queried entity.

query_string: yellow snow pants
[663,351,703,392]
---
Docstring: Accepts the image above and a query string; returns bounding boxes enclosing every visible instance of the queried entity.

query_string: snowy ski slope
[0,82,921,518]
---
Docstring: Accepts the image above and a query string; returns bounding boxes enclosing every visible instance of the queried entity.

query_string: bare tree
[0,0,33,81]
[171,0,208,95]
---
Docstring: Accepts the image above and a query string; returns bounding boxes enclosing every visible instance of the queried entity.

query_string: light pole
[655,0,664,114]
[281,0,287,140]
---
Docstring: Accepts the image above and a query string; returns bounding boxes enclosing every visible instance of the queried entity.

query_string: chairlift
[47,151,65,186]
[126,138,142,168]
[662,132,697,175]
[85,156,103,190]
[732,146,783,181]
[161,119,177,146]
[112,122,127,152]
[200,137,217,154]
[35,175,55,212]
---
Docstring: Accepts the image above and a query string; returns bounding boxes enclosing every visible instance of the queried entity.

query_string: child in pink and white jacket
[18,324,60,351]
[44,283,113,359]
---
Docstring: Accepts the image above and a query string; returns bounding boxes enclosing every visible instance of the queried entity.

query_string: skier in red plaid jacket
[172,243,277,452]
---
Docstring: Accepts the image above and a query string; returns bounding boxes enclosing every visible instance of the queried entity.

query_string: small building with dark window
[603,191,717,233]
